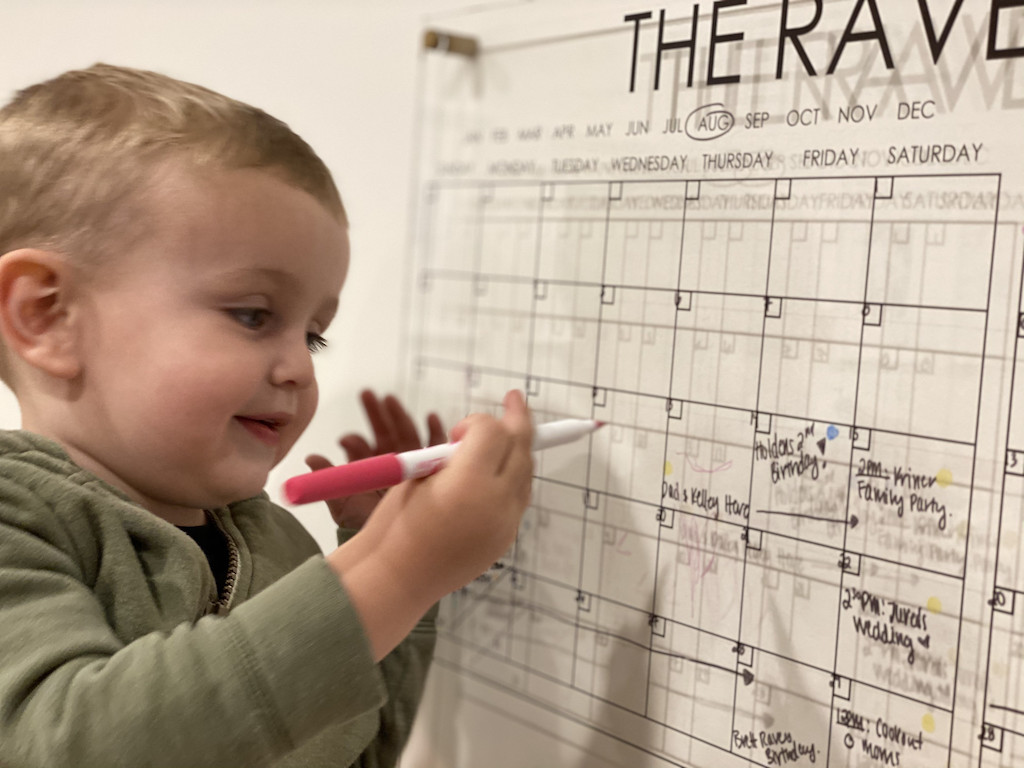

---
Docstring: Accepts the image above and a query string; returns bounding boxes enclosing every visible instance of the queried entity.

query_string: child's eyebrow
[212,266,339,316]
[212,266,302,289]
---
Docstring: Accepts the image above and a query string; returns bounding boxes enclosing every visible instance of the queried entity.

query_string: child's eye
[229,307,272,330]
[306,332,328,353]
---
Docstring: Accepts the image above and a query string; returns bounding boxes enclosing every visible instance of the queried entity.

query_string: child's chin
[213,473,271,506]
[236,478,271,502]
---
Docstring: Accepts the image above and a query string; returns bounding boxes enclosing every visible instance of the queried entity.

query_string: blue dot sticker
[827,425,839,440]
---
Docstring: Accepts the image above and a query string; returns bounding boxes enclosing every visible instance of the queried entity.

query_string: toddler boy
[0,64,533,767]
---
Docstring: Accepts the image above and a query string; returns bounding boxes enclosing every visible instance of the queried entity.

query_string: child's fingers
[426,412,445,446]
[447,413,510,474]
[339,434,374,462]
[497,437,534,505]
[447,413,475,443]
[360,390,398,453]
[382,394,422,451]
[496,390,533,475]
[499,432,534,477]
[304,454,334,472]
[448,392,532,477]
[502,389,532,435]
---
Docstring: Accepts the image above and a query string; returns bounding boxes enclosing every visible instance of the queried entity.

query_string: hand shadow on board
[574,590,665,768]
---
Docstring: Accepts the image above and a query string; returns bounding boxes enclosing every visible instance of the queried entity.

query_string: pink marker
[283,418,604,505]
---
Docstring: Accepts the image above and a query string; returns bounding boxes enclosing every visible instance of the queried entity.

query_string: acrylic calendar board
[402,2,1024,766]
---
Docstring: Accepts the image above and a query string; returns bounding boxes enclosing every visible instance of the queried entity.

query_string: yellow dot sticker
[922,713,935,733]
[927,596,943,614]
[664,461,674,476]
[935,468,953,488]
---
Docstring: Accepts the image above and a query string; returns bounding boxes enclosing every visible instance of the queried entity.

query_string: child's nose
[270,337,315,389]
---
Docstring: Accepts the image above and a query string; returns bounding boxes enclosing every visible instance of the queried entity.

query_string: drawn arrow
[817,438,827,455]
[757,509,859,529]
[648,646,756,686]
[458,595,758,687]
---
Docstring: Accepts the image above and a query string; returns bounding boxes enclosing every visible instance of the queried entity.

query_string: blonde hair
[0,63,345,263]
[0,63,345,387]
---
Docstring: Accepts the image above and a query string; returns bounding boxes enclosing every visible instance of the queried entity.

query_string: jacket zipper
[208,512,240,615]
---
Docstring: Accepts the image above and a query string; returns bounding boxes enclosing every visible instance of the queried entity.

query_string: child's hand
[304,390,444,529]
[328,390,534,659]
[364,389,534,595]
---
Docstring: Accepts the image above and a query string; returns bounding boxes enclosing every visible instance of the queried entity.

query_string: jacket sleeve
[339,527,438,768]
[0,486,387,768]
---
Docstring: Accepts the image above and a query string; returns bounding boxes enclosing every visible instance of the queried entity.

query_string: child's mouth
[235,415,286,447]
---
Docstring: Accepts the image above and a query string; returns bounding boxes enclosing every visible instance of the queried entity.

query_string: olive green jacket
[0,430,435,767]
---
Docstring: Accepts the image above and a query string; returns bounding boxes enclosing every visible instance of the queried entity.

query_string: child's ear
[0,249,82,379]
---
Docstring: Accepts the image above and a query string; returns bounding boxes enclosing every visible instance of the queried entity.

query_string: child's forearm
[326,525,437,661]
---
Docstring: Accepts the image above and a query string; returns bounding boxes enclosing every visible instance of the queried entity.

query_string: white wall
[0,0,472,551]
